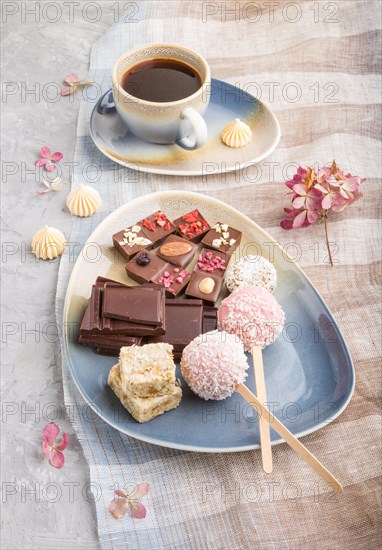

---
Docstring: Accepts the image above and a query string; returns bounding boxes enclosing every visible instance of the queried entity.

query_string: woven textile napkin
[55,2,381,548]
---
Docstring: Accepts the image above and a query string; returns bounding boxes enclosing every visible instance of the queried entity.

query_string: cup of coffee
[112,43,210,150]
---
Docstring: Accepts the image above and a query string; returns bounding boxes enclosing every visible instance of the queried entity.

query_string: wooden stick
[236,383,343,492]
[251,345,273,474]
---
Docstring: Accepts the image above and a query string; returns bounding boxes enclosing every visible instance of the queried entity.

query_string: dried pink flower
[109,484,150,520]
[61,73,95,96]
[42,422,69,469]
[281,161,365,265]
[35,147,63,172]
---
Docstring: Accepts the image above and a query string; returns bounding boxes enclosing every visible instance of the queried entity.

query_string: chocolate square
[195,248,230,278]
[201,223,242,255]
[173,209,210,243]
[151,265,191,297]
[138,211,176,245]
[102,284,165,327]
[157,234,197,267]
[125,251,168,284]
[185,271,223,306]
[113,225,153,261]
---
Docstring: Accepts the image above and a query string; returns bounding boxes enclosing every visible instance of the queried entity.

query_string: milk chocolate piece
[148,299,203,351]
[80,285,165,337]
[112,225,153,261]
[173,210,210,242]
[138,211,176,245]
[201,223,242,255]
[185,271,223,306]
[125,251,168,284]
[151,266,191,297]
[157,234,197,267]
[102,284,165,326]
[195,248,229,277]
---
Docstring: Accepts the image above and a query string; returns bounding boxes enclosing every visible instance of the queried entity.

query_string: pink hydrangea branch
[42,422,69,469]
[280,161,365,267]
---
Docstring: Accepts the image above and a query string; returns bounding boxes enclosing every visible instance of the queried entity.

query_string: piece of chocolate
[113,224,153,261]
[173,210,210,243]
[80,285,165,337]
[138,211,176,245]
[157,234,197,268]
[147,299,203,352]
[125,251,168,284]
[202,306,218,333]
[151,266,191,297]
[185,271,223,306]
[79,334,142,348]
[201,223,242,255]
[195,248,229,277]
[102,283,165,326]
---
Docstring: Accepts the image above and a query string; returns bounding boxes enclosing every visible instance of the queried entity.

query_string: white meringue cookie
[221,118,252,148]
[66,184,101,217]
[32,225,66,260]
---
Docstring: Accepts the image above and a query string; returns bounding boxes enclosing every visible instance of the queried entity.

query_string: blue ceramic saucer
[90,79,281,176]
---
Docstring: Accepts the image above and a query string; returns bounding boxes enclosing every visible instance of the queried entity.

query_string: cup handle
[177,107,208,150]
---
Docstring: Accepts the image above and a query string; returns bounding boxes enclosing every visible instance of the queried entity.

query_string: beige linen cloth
[57,1,381,548]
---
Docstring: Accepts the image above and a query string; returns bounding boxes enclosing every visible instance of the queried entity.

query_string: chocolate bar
[138,211,176,245]
[125,251,168,284]
[112,224,153,261]
[156,234,197,268]
[201,223,242,254]
[185,271,223,306]
[102,283,165,327]
[195,248,229,277]
[173,210,210,243]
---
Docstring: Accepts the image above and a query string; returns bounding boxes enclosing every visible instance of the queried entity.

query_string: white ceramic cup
[112,43,210,150]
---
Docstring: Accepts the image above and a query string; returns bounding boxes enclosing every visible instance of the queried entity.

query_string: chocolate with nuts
[201,223,242,255]
[157,234,197,268]
[185,271,223,306]
[173,210,210,243]
[112,224,153,261]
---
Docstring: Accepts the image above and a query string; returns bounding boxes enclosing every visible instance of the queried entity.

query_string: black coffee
[121,58,202,102]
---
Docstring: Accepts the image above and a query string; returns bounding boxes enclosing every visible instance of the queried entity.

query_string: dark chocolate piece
[195,248,229,277]
[125,251,168,284]
[138,211,176,245]
[147,299,203,351]
[201,223,242,255]
[157,234,197,268]
[202,306,218,333]
[185,271,223,306]
[102,283,165,326]
[80,285,165,337]
[79,334,142,348]
[151,266,191,297]
[112,225,153,261]
[173,210,210,242]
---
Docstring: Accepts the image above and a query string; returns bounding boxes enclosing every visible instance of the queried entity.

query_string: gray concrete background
[1,3,120,548]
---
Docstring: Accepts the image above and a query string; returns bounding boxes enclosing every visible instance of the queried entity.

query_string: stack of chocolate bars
[79,277,218,360]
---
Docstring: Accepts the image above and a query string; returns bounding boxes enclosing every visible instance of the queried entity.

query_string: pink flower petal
[293,210,307,228]
[61,86,75,96]
[64,73,79,84]
[292,184,307,196]
[55,432,69,451]
[45,163,56,172]
[280,219,294,230]
[40,147,51,158]
[109,498,130,519]
[314,183,328,194]
[51,152,63,162]
[129,501,147,519]
[322,194,332,210]
[131,483,149,498]
[307,210,318,224]
[43,422,60,446]
[114,490,128,498]
[49,449,65,469]
[292,196,305,209]
[35,158,48,167]
[42,439,51,457]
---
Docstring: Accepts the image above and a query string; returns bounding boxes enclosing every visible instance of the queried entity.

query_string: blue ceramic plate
[63,191,355,452]
[90,79,281,176]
